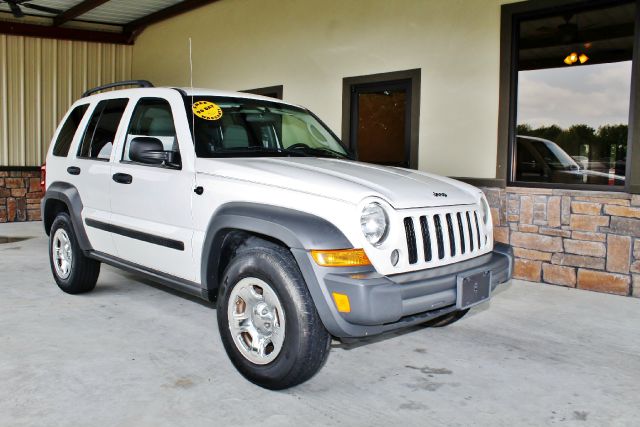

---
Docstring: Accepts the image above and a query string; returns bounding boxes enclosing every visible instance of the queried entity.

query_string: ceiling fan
[0,0,62,18]
[536,13,596,45]
[535,13,596,65]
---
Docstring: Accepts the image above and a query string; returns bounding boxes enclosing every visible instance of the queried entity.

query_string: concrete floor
[1,222,639,427]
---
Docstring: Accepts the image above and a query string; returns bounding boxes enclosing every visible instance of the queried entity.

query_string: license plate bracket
[457,270,491,309]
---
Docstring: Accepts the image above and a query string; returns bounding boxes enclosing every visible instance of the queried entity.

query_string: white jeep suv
[42,80,513,389]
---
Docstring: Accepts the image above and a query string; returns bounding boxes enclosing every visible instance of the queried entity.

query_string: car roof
[79,86,303,109]
[516,135,556,144]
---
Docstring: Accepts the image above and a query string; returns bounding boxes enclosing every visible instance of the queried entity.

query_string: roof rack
[82,80,154,98]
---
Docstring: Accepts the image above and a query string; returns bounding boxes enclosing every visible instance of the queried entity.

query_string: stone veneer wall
[2,172,639,297]
[0,169,43,223]
[481,187,640,297]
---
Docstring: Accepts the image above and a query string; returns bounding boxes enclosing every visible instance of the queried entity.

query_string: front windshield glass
[183,96,351,159]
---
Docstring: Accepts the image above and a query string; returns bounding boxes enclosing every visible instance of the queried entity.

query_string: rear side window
[52,104,88,157]
[78,98,129,160]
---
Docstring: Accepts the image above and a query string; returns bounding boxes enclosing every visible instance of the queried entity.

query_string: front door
[350,80,411,167]
[110,96,196,281]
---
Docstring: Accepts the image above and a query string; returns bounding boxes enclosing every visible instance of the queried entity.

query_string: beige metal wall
[0,35,132,167]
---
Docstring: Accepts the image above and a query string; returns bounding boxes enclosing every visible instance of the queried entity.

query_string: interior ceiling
[518,1,636,70]
[0,0,220,44]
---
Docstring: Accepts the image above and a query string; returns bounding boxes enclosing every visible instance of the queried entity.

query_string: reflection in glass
[515,1,635,186]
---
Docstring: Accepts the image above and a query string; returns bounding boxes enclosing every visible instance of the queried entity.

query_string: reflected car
[516,135,625,185]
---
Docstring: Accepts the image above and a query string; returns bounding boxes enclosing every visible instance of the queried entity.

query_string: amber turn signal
[311,249,371,267]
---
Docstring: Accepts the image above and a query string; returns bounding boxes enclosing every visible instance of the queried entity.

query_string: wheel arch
[201,202,352,299]
[41,181,93,251]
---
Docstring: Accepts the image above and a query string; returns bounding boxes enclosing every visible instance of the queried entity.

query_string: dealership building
[0,0,639,295]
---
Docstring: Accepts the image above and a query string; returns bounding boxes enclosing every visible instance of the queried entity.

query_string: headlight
[360,202,388,246]
[480,195,490,224]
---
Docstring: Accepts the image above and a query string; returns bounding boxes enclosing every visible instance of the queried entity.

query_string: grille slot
[404,217,418,264]
[445,213,456,256]
[457,212,466,255]
[419,215,432,261]
[474,211,481,248]
[466,211,474,252]
[433,214,445,259]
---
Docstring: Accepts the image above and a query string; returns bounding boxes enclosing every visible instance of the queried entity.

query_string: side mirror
[129,137,180,167]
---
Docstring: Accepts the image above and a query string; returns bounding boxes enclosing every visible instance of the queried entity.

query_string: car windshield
[183,96,351,159]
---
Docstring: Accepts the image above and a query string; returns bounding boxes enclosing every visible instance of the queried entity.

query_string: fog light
[332,292,351,313]
[390,249,400,266]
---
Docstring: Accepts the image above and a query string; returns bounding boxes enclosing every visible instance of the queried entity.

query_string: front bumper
[292,243,513,338]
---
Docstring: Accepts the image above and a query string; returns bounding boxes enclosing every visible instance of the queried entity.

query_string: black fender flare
[41,181,93,251]
[201,202,352,293]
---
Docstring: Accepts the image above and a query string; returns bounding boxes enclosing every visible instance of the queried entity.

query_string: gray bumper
[292,243,513,338]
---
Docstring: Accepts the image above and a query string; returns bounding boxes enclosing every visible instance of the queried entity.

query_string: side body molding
[41,181,93,251]
[201,202,353,293]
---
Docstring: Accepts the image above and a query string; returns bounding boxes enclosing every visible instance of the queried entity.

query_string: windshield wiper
[283,145,351,159]
[211,146,310,157]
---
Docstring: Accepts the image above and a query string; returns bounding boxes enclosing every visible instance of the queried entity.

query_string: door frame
[342,69,421,169]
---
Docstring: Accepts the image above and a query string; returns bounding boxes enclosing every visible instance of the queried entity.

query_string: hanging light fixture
[563,51,589,65]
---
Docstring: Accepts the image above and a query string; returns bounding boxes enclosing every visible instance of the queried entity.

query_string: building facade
[1,0,638,295]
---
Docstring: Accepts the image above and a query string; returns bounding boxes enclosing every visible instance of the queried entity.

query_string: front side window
[513,1,635,187]
[53,104,88,157]
[184,96,350,159]
[78,98,129,160]
[123,98,178,163]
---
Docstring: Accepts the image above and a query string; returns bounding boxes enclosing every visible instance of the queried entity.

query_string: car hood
[195,157,480,209]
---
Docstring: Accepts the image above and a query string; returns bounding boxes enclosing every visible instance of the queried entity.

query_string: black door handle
[112,173,133,184]
[67,166,81,175]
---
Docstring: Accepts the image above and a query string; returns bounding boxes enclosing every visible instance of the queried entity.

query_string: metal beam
[0,21,133,45]
[53,0,111,27]
[520,23,635,51]
[124,0,221,35]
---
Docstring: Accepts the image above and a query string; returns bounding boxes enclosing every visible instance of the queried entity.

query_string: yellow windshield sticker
[192,101,223,120]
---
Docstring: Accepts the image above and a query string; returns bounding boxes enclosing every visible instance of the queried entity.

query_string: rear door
[109,94,196,281]
[70,98,129,255]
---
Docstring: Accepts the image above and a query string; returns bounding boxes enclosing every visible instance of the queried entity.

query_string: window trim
[341,69,421,169]
[120,97,182,170]
[497,0,640,193]
[52,104,89,158]
[76,98,129,162]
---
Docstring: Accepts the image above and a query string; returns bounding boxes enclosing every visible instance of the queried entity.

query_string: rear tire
[49,212,100,294]
[425,309,469,327]
[217,242,331,390]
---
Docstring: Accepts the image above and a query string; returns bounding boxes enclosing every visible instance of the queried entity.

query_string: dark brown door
[350,80,411,167]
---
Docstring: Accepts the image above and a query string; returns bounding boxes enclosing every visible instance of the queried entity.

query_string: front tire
[49,212,100,294]
[217,242,331,390]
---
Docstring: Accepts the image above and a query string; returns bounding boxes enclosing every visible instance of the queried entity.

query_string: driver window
[124,98,178,163]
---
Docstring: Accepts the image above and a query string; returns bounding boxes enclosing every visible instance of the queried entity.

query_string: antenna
[188,37,194,89]
[188,37,195,144]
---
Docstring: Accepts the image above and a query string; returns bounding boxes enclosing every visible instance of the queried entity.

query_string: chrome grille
[403,206,488,266]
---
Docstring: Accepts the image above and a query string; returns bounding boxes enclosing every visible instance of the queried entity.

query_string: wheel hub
[252,302,275,335]
[227,277,286,365]
[52,229,73,280]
